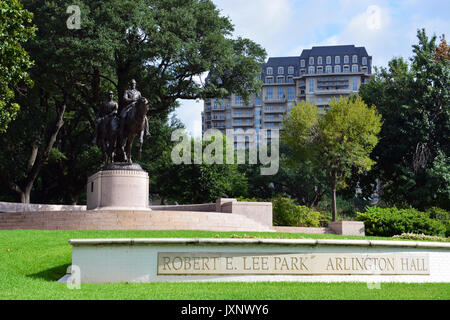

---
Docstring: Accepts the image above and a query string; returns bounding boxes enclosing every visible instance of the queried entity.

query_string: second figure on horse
[93,79,150,164]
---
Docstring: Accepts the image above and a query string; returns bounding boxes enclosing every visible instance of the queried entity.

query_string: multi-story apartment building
[202,45,373,148]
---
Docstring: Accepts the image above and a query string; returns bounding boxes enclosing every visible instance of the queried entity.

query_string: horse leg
[126,134,134,164]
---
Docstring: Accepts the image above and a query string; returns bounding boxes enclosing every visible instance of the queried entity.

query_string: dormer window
[352,65,359,72]
[309,57,315,65]
[326,65,332,73]
[300,59,305,68]
[288,66,294,74]
[326,56,331,64]
[335,56,340,64]
[344,55,349,64]
[308,66,315,74]
[278,66,284,74]
[362,57,368,65]
[267,67,273,75]
[317,57,323,65]
[334,65,341,73]
[352,55,358,63]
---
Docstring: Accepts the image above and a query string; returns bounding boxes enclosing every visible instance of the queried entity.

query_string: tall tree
[0,0,35,133]
[282,97,382,221]
[0,0,266,203]
[358,29,450,210]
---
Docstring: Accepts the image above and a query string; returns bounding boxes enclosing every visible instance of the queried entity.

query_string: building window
[326,65,332,73]
[235,95,242,105]
[361,66,368,73]
[309,78,315,93]
[267,67,273,75]
[352,65,359,73]
[317,66,323,74]
[317,56,323,65]
[287,87,295,101]
[334,65,341,73]
[343,65,350,73]
[255,95,262,106]
[308,66,315,74]
[277,76,285,83]
[352,55,358,63]
[300,59,305,68]
[278,66,284,74]
[309,57,314,65]
[344,55,349,64]
[362,57,368,65]
[287,76,294,83]
[277,87,284,100]
[266,87,273,99]
[288,66,294,74]
[352,77,358,91]
[326,56,331,64]
[265,77,274,83]
[335,56,340,64]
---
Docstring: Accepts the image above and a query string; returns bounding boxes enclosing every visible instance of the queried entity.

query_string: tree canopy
[282,96,382,221]
[0,0,35,133]
[358,29,450,210]
[0,0,266,203]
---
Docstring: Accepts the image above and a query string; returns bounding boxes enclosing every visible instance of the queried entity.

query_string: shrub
[426,207,450,237]
[356,206,446,237]
[392,233,449,242]
[272,196,322,227]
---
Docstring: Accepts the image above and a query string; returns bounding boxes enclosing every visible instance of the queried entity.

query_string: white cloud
[171,99,203,138]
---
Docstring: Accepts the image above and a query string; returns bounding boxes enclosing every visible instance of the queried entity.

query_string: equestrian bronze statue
[93,81,150,165]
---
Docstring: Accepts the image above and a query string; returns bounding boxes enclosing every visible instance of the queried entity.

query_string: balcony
[264,96,287,104]
[233,113,253,118]
[231,103,252,108]
[264,117,283,122]
[264,109,285,114]
[233,120,254,127]
[315,89,352,95]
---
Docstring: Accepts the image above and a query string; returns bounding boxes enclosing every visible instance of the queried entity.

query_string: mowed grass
[0,230,449,300]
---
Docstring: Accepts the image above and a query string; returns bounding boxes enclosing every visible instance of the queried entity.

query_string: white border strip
[68,238,450,249]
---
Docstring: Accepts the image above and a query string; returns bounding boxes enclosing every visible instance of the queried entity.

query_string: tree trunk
[10,103,66,204]
[21,185,32,204]
[330,170,338,222]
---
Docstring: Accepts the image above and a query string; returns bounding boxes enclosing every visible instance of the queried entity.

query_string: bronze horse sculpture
[96,97,149,164]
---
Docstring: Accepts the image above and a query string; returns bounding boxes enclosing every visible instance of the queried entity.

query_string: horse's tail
[138,142,143,159]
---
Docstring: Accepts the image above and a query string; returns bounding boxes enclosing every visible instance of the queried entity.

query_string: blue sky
[172,0,450,137]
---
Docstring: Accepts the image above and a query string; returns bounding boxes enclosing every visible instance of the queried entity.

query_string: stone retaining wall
[0,210,274,232]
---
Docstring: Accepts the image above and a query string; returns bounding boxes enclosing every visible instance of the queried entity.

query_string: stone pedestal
[328,221,365,236]
[87,163,150,210]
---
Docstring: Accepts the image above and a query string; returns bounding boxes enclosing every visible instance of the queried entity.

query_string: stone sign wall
[157,253,429,275]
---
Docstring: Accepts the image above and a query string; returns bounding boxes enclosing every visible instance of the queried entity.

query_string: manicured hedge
[237,196,324,227]
[426,207,450,237]
[271,196,323,227]
[356,206,446,237]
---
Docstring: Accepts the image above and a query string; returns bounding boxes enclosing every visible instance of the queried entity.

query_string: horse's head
[136,97,149,115]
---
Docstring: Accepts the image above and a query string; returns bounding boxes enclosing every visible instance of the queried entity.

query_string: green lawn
[0,230,449,300]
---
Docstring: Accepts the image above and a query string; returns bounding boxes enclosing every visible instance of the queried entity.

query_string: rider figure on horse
[92,91,118,145]
[120,79,150,143]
